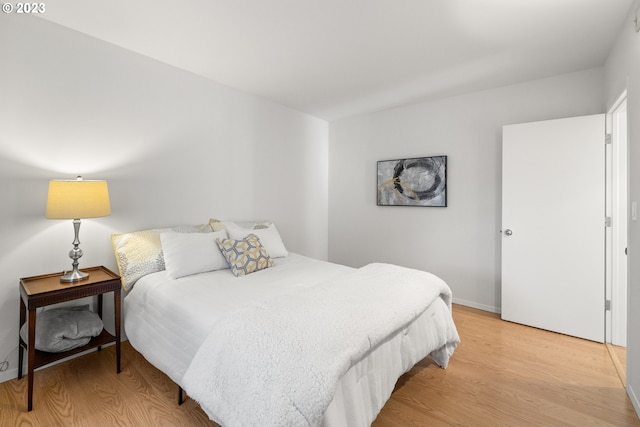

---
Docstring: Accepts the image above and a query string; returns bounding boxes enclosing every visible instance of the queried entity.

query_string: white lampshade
[46,179,111,219]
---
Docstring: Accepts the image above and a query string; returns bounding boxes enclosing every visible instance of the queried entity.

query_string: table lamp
[46,176,111,282]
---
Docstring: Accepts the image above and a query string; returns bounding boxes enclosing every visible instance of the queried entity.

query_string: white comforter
[125,254,354,387]
[182,262,458,427]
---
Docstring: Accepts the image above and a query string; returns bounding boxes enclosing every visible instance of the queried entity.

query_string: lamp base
[60,218,89,283]
[60,268,89,283]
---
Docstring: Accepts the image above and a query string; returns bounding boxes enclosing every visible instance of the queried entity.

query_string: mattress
[124,253,458,426]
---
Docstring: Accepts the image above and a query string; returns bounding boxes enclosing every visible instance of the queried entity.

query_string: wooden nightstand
[18,266,122,411]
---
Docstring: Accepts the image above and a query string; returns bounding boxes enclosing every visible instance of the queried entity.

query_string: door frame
[605,90,628,347]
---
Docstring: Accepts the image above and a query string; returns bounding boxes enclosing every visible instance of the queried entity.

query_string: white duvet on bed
[124,254,353,385]
[183,262,457,427]
[124,253,459,426]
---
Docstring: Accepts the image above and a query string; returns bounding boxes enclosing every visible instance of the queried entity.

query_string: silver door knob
[504,229,513,236]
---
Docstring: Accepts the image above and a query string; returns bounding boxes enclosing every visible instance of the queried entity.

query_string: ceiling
[38,0,633,121]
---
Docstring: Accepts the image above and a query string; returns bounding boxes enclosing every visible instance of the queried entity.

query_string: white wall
[328,68,604,313]
[604,0,640,415]
[0,16,329,382]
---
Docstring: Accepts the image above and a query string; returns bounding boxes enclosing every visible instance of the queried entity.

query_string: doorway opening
[605,91,628,385]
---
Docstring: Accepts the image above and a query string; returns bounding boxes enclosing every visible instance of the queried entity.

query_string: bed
[114,221,460,427]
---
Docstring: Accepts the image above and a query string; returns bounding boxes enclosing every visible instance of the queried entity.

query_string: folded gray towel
[20,305,104,353]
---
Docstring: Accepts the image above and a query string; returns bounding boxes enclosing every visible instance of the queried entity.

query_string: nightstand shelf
[22,329,116,369]
[18,266,122,412]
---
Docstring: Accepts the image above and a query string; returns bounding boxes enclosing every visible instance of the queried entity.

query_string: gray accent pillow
[20,305,104,353]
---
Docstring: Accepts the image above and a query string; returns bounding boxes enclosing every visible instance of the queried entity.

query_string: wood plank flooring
[1,304,638,426]
[373,305,639,427]
[607,343,627,387]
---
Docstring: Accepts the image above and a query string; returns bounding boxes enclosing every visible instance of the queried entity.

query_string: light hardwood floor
[608,343,627,387]
[1,305,638,426]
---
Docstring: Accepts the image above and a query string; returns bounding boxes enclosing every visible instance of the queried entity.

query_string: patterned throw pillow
[216,234,274,277]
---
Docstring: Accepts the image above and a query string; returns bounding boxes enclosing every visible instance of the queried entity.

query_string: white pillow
[210,218,271,232]
[160,230,229,279]
[227,224,288,258]
[111,223,212,291]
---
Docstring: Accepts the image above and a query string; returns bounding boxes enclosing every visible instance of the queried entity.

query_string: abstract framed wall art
[377,156,447,207]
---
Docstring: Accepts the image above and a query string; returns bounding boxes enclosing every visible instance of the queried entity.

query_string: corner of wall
[628,383,640,419]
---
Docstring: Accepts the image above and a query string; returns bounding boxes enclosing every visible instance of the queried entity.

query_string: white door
[501,114,605,342]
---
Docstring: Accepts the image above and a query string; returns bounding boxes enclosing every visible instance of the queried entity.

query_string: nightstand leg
[115,288,121,373]
[18,298,25,379]
[97,294,103,351]
[27,308,36,412]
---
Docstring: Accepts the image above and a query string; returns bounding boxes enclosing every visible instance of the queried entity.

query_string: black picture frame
[377,156,447,207]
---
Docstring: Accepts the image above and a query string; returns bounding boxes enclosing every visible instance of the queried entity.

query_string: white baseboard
[0,367,19,384]
[629,384,640,420]
[453,297,501,314]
